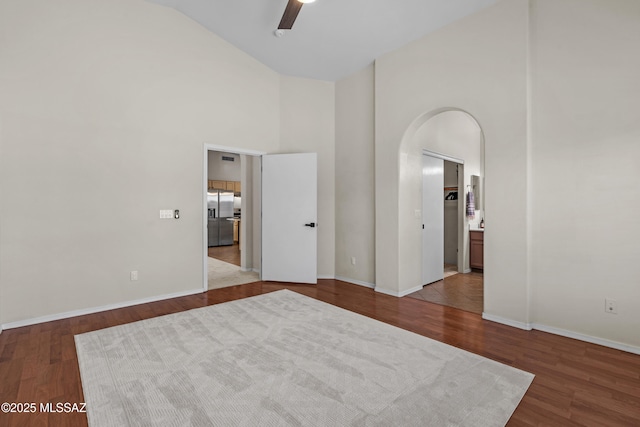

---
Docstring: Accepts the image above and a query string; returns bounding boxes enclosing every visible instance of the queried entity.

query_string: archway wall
[374,0,531,323]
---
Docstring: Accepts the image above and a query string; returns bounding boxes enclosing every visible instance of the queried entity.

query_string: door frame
[422,149,465,277]
[202,144,265,292]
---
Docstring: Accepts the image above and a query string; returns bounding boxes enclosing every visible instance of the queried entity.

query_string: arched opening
[392,108,485,310]
[403,110,485,313]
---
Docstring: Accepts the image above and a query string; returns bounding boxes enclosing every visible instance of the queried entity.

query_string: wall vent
[222,156,235,162]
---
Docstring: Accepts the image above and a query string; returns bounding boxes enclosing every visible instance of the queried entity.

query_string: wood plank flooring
[1,280,639,426]
[406,271,484,314]
[207,243,241,266]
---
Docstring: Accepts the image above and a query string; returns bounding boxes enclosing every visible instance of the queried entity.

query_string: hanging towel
[466,190,475,219]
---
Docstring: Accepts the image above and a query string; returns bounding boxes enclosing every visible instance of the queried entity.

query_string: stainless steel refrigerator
[207,190,234,247]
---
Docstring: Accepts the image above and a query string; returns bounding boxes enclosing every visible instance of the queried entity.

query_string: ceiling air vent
[222,156,235,162]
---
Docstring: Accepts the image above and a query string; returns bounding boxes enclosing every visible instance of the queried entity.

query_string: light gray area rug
[207,256,260,290]
[75,290,533,427]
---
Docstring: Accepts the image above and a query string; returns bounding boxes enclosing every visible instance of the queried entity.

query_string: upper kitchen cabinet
[210,180,226,190]
[208,180,241,194]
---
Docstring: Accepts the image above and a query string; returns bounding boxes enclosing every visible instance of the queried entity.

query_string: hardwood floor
[1,280,639,426]
[406,271,484,314]
[207,243,241,266]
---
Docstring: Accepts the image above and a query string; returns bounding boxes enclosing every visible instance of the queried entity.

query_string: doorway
[202,145,264,292]
[421,151,465,285]
[406,110,484,313]
[443,160,460,278]
[207,151,240,265]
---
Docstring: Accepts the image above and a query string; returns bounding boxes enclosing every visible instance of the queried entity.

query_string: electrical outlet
[605,298,617,314]
[159,210,173,219]
[130,271,139,281]
[351,257,356,265]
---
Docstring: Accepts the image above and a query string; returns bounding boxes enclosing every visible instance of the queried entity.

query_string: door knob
[304,222,316,228]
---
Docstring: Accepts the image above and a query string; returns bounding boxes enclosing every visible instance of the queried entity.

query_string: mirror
[471,175,483,211]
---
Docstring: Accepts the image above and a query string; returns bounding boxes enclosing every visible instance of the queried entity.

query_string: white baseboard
[317,275,335,280]
[531,323,640,356]
[1,288,203,331]
[374,287,397,297]
[482,313,533,330]
[335,276,375,289]
[375,285,423,298]
[399,285,425,297]
[482,313,640,355]
[463,268,472,274]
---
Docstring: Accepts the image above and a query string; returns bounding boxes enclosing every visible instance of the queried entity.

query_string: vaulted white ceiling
[147,0,498,81]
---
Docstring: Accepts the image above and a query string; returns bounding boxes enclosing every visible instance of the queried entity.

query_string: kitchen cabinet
[208,180,241,194]
[469,230,484,270]
[209,180,226,190]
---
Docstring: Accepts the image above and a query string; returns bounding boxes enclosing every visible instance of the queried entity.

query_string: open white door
[422,154,445,285]
[262,153,317,284]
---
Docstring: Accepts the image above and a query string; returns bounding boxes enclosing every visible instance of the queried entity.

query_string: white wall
[334,65,376,286]
[0,0,281,325]
[374,0,529,308]
[278,76,336,279]
[208,151,241,182]
[530,0,640,348]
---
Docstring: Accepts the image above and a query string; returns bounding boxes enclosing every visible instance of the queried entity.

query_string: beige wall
[251,156,262,274]
[335,65,375,286]
[374,0,530,311]
[2,0,638,352]
[278,76,336,278]
[530,0,640,347]
[239,154,254,270]
[0,0,342,326]
[370,0,640,350]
